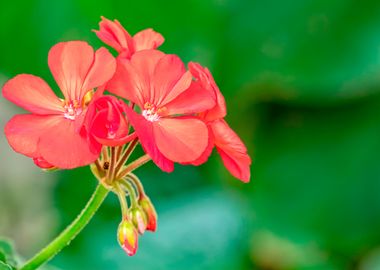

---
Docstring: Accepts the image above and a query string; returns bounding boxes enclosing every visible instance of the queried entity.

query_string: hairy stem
[19,184,109,270]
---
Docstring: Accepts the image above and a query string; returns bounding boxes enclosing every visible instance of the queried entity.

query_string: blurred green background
[1,0,380,269]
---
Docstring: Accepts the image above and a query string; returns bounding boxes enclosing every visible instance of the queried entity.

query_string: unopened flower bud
[139,196,157,232]
[117,219,138,256]
[129,207,148,234]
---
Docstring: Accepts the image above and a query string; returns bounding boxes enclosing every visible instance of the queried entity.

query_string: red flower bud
[117,219,138,256]
[129,207,148,234]
[139,196,157,232]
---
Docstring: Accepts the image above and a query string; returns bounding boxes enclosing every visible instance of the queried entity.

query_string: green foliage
[0,262,12,270]
[0,239,18,270]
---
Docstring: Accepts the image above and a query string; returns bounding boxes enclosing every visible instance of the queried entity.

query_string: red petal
[38,117,101,169]
[133,28,164,51]
[153,117,209,163]
[2,74,63,115]
[211,119,251,182]
[90,103,134,146]
[187,124,215,166]
[131,50,165,102]
[82,47,116,92]
[153,55,192,106]
[189,62,226,121]
[94,16,134,54]
[107,57,145,106]
[48,41,95,102]
[33,157,55,169]
[108,50,165,106]
[4,114,59,157]
[163,80,216,116]
[124,106,174,172]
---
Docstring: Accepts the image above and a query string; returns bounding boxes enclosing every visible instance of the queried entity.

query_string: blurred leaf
[0,239,17,269]
[0,261,12,270]
[359,247,380,270]
[221,0,380,104]
[246,94,380,266]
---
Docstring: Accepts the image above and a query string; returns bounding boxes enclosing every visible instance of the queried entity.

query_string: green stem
[114,182,129,218]
[120,179,138,208]
[20,184,109,270]
[125,173,145,198]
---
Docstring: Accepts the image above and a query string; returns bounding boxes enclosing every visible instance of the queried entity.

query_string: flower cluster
[2,17,251,256]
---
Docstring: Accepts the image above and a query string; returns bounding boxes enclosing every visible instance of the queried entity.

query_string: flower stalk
[114,138,139,174]
[117,155,151,179]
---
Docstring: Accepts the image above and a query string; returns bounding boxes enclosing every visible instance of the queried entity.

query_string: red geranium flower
[189,62,251,182]
[3,41,116,169]
[94,16,164,59]
[108,50,215,172]
[85,95,136,146]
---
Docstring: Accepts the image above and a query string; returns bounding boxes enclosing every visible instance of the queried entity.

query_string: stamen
[63,100,82,120]
[142,102,162,122]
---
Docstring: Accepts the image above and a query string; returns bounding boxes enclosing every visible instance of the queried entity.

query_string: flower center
[63,100,82,120]
[142,103,166,122]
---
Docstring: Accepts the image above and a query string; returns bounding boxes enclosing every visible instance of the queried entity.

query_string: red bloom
[94,16,164,59]
[3,41,116,169]
[108,50,215,172]
[85,95,136,146]
[189,62,251,182]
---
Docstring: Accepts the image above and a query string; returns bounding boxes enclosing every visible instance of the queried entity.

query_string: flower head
[3,41,116,169]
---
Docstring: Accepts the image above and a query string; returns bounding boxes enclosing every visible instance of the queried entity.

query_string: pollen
[63,100,83,120]
[142,102,164,122]
[83,90,94,106]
